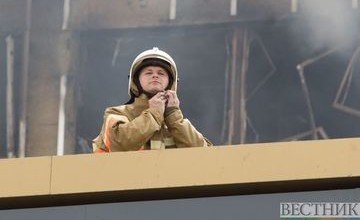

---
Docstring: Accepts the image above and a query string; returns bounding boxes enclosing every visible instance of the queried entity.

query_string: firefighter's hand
[149,92,167,114]
[165,90,180,108]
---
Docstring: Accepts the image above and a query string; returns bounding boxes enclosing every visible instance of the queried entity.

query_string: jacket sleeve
[164,107,212,148]
[104,108,164,151]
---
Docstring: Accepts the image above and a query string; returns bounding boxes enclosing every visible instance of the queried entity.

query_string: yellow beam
[1,138,360,209]
[0,156,51,197]
[51,138,360,193]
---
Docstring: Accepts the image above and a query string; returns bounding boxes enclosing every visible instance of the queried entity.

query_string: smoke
[298,0,358,51]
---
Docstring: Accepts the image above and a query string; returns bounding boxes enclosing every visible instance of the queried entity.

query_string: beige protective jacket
[93,94,212,152]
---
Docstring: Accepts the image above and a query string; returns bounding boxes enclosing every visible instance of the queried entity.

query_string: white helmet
[128,47,178,97]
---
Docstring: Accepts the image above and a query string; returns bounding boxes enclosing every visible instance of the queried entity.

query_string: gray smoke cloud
[300,0,358,50]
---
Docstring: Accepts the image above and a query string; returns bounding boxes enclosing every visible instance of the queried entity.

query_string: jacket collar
[130,94,149,116]
[134,94,149,106]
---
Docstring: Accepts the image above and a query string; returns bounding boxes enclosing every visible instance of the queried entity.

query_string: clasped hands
[148,90,180,115]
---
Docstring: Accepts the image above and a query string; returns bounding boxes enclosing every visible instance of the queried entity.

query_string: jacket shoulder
[104,105,128,115]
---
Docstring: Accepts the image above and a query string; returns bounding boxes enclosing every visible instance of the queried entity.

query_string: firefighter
[93,47,212,153]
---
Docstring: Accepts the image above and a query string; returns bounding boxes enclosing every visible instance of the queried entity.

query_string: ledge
[1,138,360,209]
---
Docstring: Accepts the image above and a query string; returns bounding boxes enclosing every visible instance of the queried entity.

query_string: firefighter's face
[139,66,169,94]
